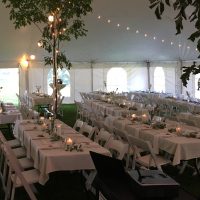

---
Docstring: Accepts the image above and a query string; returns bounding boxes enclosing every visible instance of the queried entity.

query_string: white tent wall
[2,60,199,104]
[93,62,148,92]
[150,61,178,96]
[28,62,49,95]
[72,63,92,102]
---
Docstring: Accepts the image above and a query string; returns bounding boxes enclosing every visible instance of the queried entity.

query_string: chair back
[113,128,129,143]
[73,119,84,132]
[79,123,96,139]
[127,135,164,170]
[95,128,112,147]
[3,142,38,200]
[106,137,128,160]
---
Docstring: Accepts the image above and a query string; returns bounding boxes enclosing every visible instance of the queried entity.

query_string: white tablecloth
[28,93,53,107]
[15,119,110,184]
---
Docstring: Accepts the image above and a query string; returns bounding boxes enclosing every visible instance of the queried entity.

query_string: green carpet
[57,103,77,127]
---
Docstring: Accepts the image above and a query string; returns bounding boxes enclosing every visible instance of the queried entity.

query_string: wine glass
[35,85,41,93]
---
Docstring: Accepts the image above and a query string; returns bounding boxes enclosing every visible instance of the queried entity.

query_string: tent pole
[91,61,94,92]
[146,61,151,92]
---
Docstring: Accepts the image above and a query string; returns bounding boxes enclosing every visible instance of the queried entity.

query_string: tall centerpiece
[2,0,92,117]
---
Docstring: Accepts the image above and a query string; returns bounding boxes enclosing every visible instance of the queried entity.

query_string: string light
[48,15,54,22]
[30,55,36,60]
[96,14,198,54]
[37,41,43,47]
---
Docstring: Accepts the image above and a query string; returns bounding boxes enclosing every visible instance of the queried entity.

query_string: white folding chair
[3,142,39,200]
[127,135,171,171]
[106,137,129,160]
[113,128,132,168]
[0,132,26,159]
[0,131,33,170]
[94,128,113,147]
[79,123,96,139]
[73,119,84,132]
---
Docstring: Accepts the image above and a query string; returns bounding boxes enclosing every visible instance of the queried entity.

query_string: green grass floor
[58,103,77,127]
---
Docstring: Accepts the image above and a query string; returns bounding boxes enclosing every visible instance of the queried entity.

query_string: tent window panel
[154,67,165,93]
[47,68,70,97]
[107,67,127,93]
[0,68,19,104]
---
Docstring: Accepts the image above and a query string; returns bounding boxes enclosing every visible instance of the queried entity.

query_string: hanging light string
[96,15,198,55]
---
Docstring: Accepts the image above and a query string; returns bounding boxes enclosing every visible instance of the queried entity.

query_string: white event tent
[0,0,199,103]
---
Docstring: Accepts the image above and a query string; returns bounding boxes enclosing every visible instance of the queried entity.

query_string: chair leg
[178,161,188,174]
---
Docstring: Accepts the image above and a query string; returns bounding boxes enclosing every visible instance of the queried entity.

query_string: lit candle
[57,124,62,135]
[176,127,181,135]
[40,116,45,122]
[131,114,136,119]
[142,114,147,122]
[65,138,73,146]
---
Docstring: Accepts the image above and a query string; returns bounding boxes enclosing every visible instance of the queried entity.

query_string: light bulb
[37,41,43,47]
[30,55,36,60]
[48,15,54,22]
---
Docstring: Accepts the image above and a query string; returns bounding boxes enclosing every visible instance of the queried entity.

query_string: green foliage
[148,0,200,86]
[2,0,93,69]
[180,62,200,86]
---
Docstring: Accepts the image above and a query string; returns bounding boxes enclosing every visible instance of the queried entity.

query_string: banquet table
[0,103,21,124]
[105,116,200,166]
[85,99,149,117]
[27,93,53,108]
[15,119,110,185]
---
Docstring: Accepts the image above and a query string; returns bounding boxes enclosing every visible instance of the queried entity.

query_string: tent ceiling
[0,0,199,63]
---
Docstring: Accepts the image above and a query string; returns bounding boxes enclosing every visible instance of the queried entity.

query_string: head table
[14,119,110,185]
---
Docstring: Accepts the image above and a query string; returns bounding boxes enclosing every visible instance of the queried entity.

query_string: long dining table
[14,119,110,185]
[105,115,200,166]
